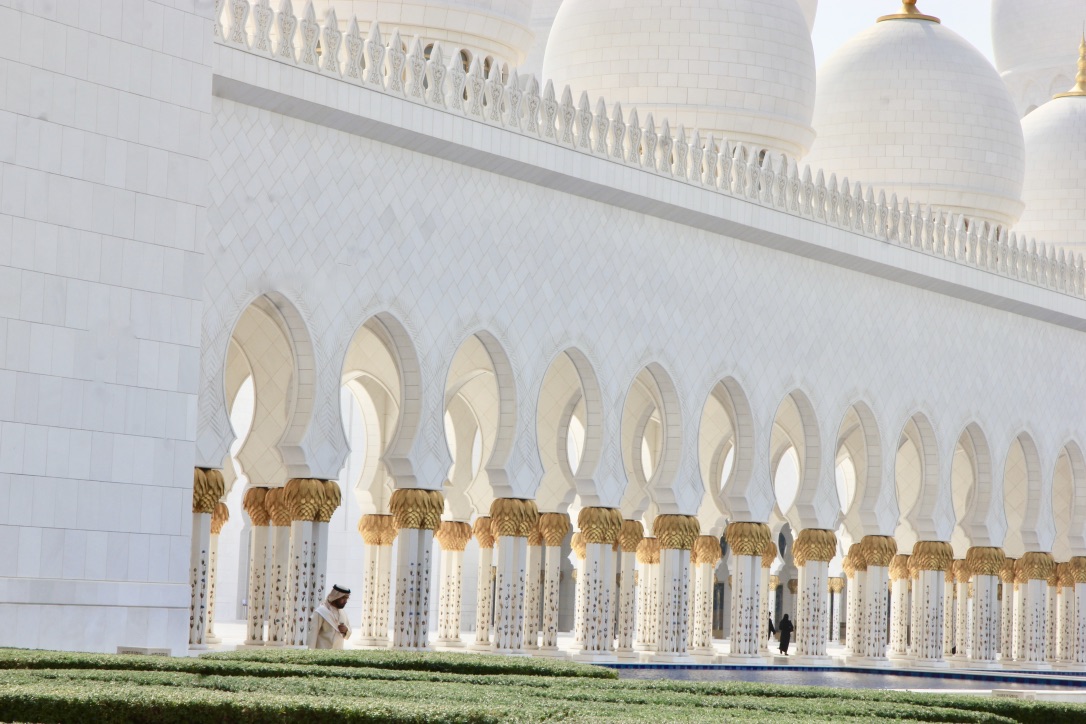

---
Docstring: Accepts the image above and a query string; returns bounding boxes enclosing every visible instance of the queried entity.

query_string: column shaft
[437,549,465,644]
[188,511,212,647]
[616,550,637,653]
[267,524,292,645]
[890,579,910,657]
[970,575,999,664]
[539,545,563,650]
[245,525,271,644]
[522,541,542,649]
[493,535,528,652]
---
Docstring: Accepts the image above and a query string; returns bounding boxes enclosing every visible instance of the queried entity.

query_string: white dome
[797,0,818,33]
[1017,94,1086,252]
[993,0,1086,115]
[542,0,817,159]
[318,0,533,70]
[804,10,1025,228]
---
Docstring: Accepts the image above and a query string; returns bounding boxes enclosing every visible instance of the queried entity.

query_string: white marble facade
[3,0,1086,663]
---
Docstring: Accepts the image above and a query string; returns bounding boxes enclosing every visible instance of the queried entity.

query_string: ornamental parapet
[725,522,771,557]
[212,1,1086,308]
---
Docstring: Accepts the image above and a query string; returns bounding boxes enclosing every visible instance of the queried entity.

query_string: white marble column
[965,547,1004,668]
[1048,574,1060,664]
[829,577,845,646]
[857,536,894,663]
[724,523,770,661]
[615,520,643,657]
[843,544,866,663]
[282,478,342,648]
[953,561,970,661]
[910,541,952,668]
[691,536,721,657]
[356,514,395,646]
[286,516,315,647]
[1000,557,1016,662]
[574,507,623,660]
[942,570,955,659]
[792,529,836,662]
[635,537,661,652]
[1072,558,1086,667]
[490,499,539,654]
[389,488,443,651]
[571,533,586,649]
[435,520,472,647]
[537,513,571,654]
[473,517,495,649]
[206,502,229,644]
[760,541,778,655]
[843,558,857,656]
[242,488,271,646]
[889,555,910,659]
[653,515,699,663]
[1016,552,1055,670]
[188,468,224,649]
[266,489,293,646]
[1058,564,1075,664]
[522,527,543,649]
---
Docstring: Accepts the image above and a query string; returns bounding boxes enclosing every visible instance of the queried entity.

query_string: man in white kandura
[307,584,352,649]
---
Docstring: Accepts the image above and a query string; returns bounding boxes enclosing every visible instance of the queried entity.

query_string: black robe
[777,618,794,651]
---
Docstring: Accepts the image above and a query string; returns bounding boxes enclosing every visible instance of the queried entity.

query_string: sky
[811,1,994,68]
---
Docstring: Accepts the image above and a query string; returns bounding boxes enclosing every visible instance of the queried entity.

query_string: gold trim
[1055,35,1086,98]
[878,0,939,23]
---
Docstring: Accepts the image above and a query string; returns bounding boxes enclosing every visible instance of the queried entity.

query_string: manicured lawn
[0,647,1084,722]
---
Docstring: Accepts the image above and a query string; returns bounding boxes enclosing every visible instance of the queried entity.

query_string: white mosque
[6,0,1086,673]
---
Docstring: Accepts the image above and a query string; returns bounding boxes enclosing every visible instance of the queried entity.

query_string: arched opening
[769,391,820,529]
[697,378,753,531]
[835,402,881,550]
[951,424,990,556]
[1053,442,1086,559]
[1002,433,1043,557]
[619,364,682,522]
[896,413,939,551]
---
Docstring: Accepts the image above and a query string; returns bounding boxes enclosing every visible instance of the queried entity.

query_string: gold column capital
[617,519,644,553]
[828,576,845,593]
[793,528,837,566]
[847,543,868,572]
[1000,556,1017,583]
[283,478,324,521]
[890,554,911,580]
[1019,551,1056,581]
[435,520,473,551]
[725,521,771,556]
[538,512,571,547]
[264,488,292,527]
[965,546,1005,577]
[652,514,699,550]
[578,507,624,545]
[211,502,230,534]
[490,498,540,538]
[761,541,778,568]
[787,578,798,594]
[910,540,953,572]
[571,532,586,560]
[314,480,341,523]
[242,487,271,527]
[1070,557,1086,584]
[358,514,396,545]
[692,535,722,566]
[473,517,495,549]
[636,537,660,564]
[192,468,225,515]
[769,574,780,589]
[389,488,444,530]
[860,535,897,567]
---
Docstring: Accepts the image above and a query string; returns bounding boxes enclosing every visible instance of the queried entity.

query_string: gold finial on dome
[878,0,940,24]
[1055,34,1086,99]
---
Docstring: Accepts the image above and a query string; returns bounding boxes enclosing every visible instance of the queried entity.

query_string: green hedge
[201,648,616,679]
[2,647,1086,723]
